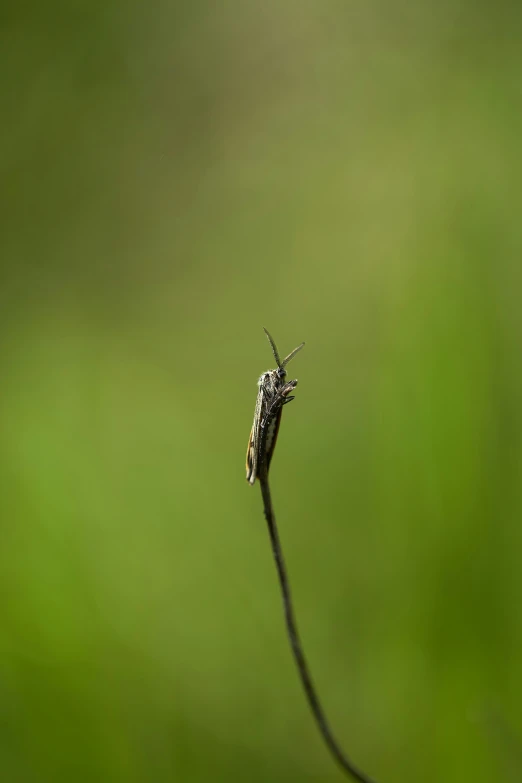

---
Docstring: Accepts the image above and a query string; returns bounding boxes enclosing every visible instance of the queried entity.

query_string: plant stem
[258,461,376,783]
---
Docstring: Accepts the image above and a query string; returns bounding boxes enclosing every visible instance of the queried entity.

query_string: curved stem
[258,461,376,783]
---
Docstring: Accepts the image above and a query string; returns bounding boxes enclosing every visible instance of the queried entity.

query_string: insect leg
[261,382,297,428]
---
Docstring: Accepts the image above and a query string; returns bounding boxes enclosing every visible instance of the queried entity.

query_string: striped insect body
[246,328,304,484]
[264,411,280,456]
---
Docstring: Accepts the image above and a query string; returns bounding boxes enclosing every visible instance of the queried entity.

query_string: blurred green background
[2,2,522,781]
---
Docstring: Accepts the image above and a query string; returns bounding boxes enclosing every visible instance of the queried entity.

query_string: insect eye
[278,367,287,378]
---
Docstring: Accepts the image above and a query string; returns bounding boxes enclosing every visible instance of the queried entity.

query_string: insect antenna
[263,327,305,370]
[282,341,305,368]
[263,327,282,367]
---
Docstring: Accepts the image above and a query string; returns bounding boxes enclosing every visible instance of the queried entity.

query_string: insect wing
[246,381,266,484]
[246,423,256,484]
[264,405,283,473]
[246,402,282,482]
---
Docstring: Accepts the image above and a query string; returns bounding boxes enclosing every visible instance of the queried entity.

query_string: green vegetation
[1,2,521,781]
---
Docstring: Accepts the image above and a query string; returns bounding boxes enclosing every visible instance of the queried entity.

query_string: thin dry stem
[258,458,377,783]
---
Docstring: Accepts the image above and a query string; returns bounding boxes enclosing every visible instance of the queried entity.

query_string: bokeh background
[2,2,522,781]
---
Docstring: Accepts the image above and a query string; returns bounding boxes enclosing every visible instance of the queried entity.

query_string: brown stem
[258,460,377,783]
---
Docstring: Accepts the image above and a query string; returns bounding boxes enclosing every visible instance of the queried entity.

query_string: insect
[246,328,305,484]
